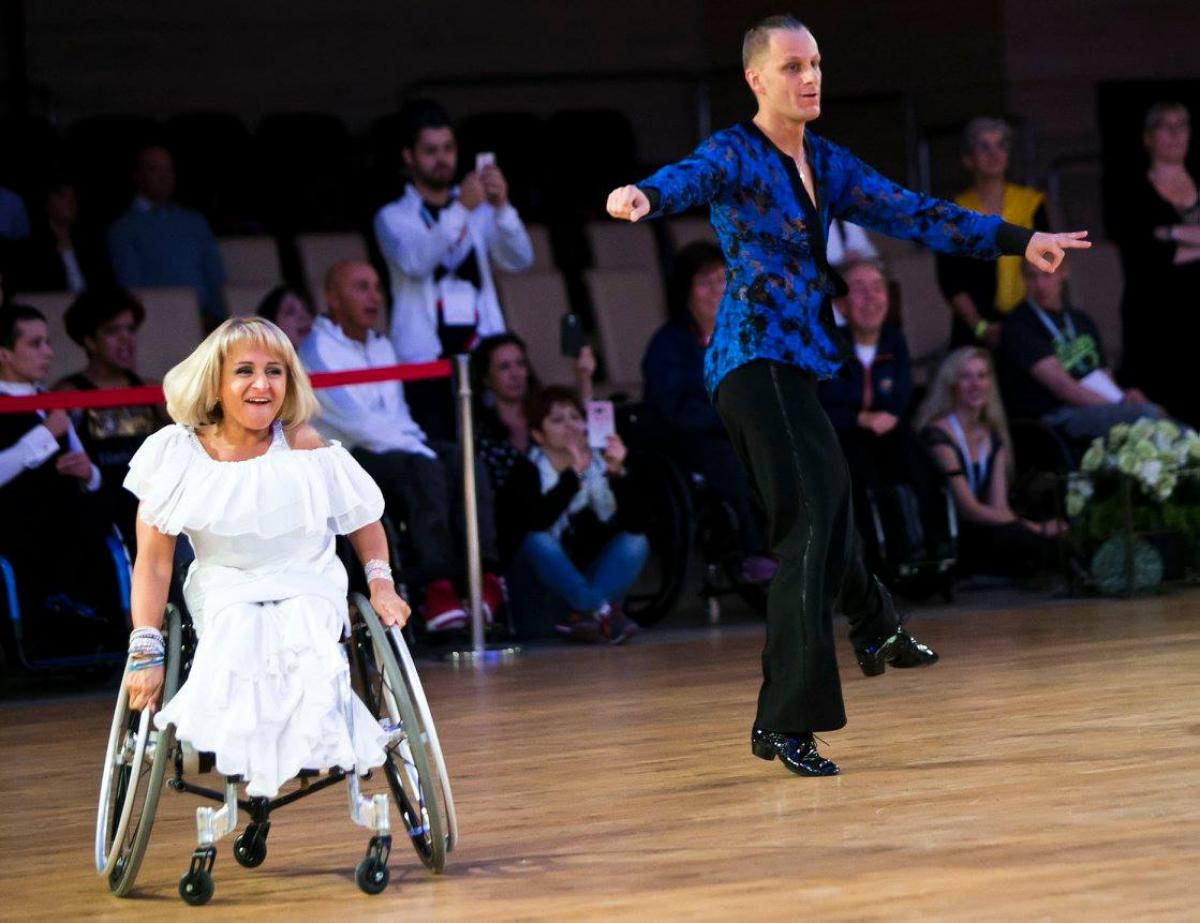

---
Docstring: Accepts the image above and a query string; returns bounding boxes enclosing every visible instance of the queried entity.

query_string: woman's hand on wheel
[125,665,164,713]
[370,583,412,628]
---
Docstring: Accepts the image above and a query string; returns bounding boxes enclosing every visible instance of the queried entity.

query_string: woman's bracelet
[127,655,165,672]
[364,558,393,584]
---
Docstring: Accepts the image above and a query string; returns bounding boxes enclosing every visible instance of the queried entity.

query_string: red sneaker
[423,578,467,632]
[481,573,505,626]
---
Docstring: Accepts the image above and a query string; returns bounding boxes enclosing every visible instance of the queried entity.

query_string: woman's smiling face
[218,341,286,431]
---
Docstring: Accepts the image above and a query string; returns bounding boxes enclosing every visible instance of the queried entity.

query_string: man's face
[0,319,54,383]
[404,126,458,190]
[1023,264,1068,310]
[746,28,822,125]
[327,263,384,333]
[133,146,176,204]
[842,264,889,333]
[962,129,1010,183]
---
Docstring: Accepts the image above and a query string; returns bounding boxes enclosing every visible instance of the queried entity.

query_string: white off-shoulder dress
[124,421,389,798]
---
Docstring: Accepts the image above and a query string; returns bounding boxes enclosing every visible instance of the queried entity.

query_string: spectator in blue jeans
[498,386,648,644]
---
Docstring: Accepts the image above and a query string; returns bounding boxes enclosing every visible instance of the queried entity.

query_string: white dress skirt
[124,421,390,798]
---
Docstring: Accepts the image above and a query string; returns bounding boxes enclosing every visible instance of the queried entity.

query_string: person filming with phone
[373,99,534,439]
[494,385,648,645]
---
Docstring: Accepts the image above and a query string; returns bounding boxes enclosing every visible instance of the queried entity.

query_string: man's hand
[370,583,412,628]
[1025,231,1091,272]
[606,185,651,222]
[858,411,899,436]
[56,450,93,481]
[479,165,508,207]
[574,345,597,383]
[43,409,70,438]
[459,172,485,210]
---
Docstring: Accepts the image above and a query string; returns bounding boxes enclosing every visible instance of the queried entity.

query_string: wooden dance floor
[2,589,1198,920]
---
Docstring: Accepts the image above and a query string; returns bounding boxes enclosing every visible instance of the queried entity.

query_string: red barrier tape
[0,359,454,413]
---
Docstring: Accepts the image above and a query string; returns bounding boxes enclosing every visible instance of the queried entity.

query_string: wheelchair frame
[95,595,456,905]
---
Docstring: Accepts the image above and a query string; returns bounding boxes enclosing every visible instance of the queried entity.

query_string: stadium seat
[131,287,205,379]
[217,235,282,286]
[888,250,950,377]
[297,231,369,310]
[494,271,579,386]
[585,220,659,270]
[585,268,668,394]
[1066,241,1124,369]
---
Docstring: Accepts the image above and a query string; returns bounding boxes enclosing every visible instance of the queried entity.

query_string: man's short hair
[742,14,809,71]
[0,304,46,350]
[399,99,452,150]
[837,254,888,281]
[961,116,1012,155]
[1143,101,1190,134]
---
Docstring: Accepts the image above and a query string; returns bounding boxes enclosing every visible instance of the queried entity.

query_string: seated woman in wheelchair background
[1,304,124,660]
[818,257,950,571]
[915,347,1065,578]
[122,316,411,799]
[495,385,647,644]
[641,242,775,585]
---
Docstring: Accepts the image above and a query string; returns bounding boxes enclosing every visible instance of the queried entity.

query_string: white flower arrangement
[1067,418,1200,517]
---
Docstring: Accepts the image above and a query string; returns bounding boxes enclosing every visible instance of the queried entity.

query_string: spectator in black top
[937,118,1050,349]
[497,386,647,644]
[642,242,773,582]
[472,331,595,492]
[0,304,120,653]
[256,284,315,351]
[998,261,1163,441]
[0,176,109,295]
[53,288,165,542]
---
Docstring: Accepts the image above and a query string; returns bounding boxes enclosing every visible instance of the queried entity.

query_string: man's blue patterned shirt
[638,121,1031,396]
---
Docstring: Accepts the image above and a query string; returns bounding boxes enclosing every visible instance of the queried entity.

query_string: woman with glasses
[937,117,1050,349]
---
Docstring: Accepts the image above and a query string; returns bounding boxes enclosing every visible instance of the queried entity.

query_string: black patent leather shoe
[855,628,939,676]
[750,728,839,776]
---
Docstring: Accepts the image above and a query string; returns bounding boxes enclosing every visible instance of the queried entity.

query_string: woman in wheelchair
[122,316,410,798]
[915,347,1065,576]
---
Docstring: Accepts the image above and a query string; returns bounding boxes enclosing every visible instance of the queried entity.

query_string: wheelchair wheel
[348,594,454,872]
[95,605,183,896]
[622,450,693,627]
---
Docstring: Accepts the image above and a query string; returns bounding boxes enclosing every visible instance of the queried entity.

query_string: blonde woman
[915,347,1063,575]
[121,317,410,799]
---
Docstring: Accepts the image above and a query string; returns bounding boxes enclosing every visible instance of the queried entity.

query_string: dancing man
[607,14,1090,776]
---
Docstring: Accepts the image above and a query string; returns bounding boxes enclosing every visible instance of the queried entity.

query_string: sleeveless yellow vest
[955,184,1044,314]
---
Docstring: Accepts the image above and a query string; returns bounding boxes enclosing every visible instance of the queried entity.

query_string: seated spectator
[256,284,315,351]
[937,117,1049,349]
[818,257,945,564]
[998,260,1163,441]
[0,186,30,240]
[497,386,647,644]
[1108,101,1200,428]
[0,304,121,654]
[915,347,1063,576]
[53,288,165,542]
[642,242,773,583]
[0,176,109,294]
[473,331,595,491]
[107,144,227,329]
[373,100,534,439]
[299,259,503,632]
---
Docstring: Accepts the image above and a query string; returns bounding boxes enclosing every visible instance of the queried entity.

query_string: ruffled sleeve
[123,424,196,535]
[304,443,385,535]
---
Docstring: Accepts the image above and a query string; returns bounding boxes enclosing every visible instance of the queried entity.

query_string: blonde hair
[914,347,1013,472]
[162,316,319,429]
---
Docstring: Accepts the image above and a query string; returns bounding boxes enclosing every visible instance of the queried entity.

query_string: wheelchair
[94,593,457,905]
[0,525,132,678]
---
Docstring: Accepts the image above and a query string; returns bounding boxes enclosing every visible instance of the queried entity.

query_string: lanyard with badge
[946,413,990,497]
[1029,304,1098,377]
[421,199,480,331]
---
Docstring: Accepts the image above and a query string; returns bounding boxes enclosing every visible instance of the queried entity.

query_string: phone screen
[586,400,615,450]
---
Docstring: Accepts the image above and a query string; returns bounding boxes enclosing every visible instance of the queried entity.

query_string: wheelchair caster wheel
[355,856,389,895]
[179,869,214,905]
[233,824,268,868]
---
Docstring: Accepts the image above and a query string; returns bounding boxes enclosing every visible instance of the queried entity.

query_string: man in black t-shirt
[998,262,1162,439]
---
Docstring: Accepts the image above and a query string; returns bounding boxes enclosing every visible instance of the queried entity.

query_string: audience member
[937,117,1049,349]
[107,144,227,328]
[0,177,108,294]
[0,186,30,240]
[0,304,120,653]
[818,257,945,564]
[53,288,165,542]
[299,259,503,631]
[642,242,773,582]
[998,261,1163,440]
[1108,102,1200,427]
[373,100,534,439]
[256,284,315,351]
[473,331,595,491]
[497,385,647,643]
[915,347,1063,576]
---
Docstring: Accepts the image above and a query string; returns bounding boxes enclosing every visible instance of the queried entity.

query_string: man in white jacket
[374,100,534,439]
